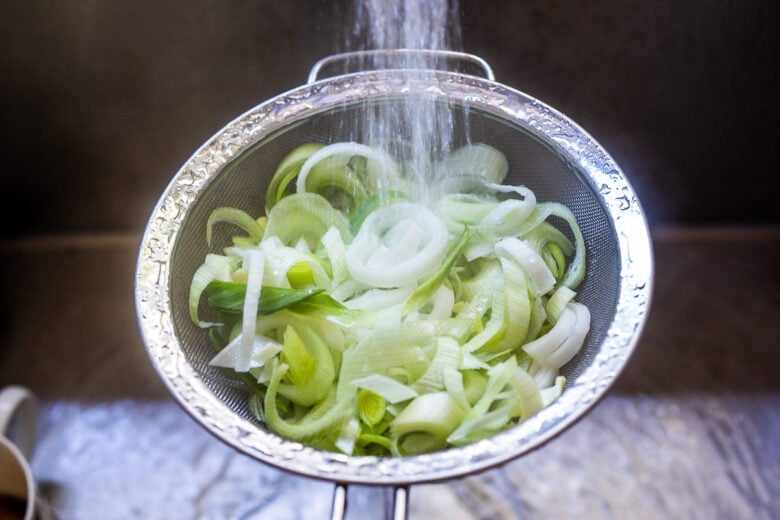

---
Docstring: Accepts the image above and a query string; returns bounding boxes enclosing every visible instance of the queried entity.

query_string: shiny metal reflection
[135,54,653,509]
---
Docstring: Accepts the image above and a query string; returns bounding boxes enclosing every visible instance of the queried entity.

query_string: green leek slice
[276,324,336,406]
[280,325,315,387]
[205,281,325,316]
[206,207,264,248]
[403,228,473,314]
[357,389,387,427]
[390,392,466,455]
[264,192,351,249]
[265,142,325,212]
[264,363,350,441]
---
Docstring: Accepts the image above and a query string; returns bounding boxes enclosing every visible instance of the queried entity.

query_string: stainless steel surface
[330,484,404,520]
[307,49,496,83]
[0,229,777,518]
[135,63,652,486]
[393,487,408,520]
[330,484,346,520]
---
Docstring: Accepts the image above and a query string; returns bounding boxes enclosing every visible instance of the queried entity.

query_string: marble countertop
[1,227,778,519]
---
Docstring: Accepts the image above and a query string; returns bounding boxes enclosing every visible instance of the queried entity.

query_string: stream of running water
[345,0,469,204]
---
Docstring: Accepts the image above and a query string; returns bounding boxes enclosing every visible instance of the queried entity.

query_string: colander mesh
[169,98,619,426]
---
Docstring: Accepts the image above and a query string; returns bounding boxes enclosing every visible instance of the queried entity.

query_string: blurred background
[0,0,777,236]
[1,1,778,519]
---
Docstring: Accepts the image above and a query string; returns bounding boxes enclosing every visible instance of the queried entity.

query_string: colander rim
[135,68,653,485]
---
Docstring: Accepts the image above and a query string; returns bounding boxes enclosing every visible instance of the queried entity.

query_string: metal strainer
[135,51,653,519]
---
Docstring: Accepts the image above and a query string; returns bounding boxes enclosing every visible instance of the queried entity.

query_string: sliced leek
[345,202,449,288]
[189,141,591,457]
[206,207,264,248]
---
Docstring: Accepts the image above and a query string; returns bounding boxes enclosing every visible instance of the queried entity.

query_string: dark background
[1,0,777,238]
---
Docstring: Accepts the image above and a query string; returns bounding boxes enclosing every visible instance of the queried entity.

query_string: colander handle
[331,483,408,520]
[308,49,495,83]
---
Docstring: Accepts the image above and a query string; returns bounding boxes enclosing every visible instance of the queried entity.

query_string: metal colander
[135,51,653,518]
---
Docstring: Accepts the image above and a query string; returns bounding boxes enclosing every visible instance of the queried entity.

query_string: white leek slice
[343,285,415,311]
[351,374,419,403]
[530,363,558,388]
[321,225,349,285]
[526,291,547,342]
[463,240,494,262]
[346,202,449,288]
[495,237,555,295]
[451,263,499,341]
[189,254,237,327]
[464,270,507,353]
[330,278,367,303]
[508,367,543,421]
[487,254,531,353]
[434,143,509,185]
[435,194,496,234]
[479,184,536,235]
[443,368,470,411]
[240,250,265,356]
[460,351,490,370]
[483,182,536,198]
[428,285,455,319]
[437,316,471,345]
[335,417,362,455]
[545,303,590,368]
[540,375,566,406]
[337,310,429,399]
[546,286,576,324]
[387,367,413,385]
[294,237,310,252]
[296,142,401,194]
[263,192,351,249]
[412,337,461,393]
[250,362,274,385]
[260,237,330,289]
[522,305,577,362]
[209,333,282,372]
